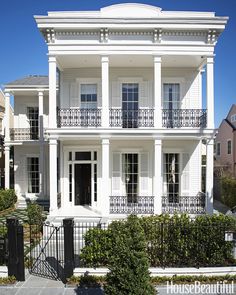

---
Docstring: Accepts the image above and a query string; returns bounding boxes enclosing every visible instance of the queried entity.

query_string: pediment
[100,3,162,18]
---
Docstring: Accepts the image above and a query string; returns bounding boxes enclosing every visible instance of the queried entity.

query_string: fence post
[7,218,22,279]
[63,218,74,280]
[16,224,25,281]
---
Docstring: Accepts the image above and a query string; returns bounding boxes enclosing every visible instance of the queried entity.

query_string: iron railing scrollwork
[57,108,101,127]
[162,109,207,128]
[10,128,39,141]
[110,195,154,214]
[109,108,154,128]
[162,193,206,214]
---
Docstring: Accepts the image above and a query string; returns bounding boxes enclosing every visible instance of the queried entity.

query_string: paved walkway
[0,273,104,295]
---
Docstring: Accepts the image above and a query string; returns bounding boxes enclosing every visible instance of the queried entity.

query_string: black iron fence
[10,128,39,140]
[57,108,101,127]
[0,221,7,266]
[109,108,154,128]
[110,195,154,214]
[162,109,207,128]
[162,194,206,214]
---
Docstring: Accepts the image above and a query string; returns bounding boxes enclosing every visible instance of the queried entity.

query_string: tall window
[122,153,138,202]
[216,142,221,156]
[27,107,39,140]
[80,84,97,109]
[163,84,180,109]
[27,157,39,193]
[164,153,179,202]
[122,83,139,128]
[227,140,232,155]
[201,155,206,193]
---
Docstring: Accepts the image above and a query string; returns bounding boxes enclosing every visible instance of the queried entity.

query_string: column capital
[38,90,44,96]
[206,57,214,64]
[101,56,109,63]
[153,56,162,63]
[102,138,110,145]
[48,56,57,63]
[4,92,10,98]
[49,138,58,145]
[154,138,162,145]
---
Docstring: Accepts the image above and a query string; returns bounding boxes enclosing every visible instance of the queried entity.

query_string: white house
[4,3,228,219]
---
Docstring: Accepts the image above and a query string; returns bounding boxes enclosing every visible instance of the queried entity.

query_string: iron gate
[28,224,65,281]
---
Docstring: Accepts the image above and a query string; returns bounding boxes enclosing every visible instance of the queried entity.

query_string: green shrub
[80,227,111,267]
[80,214,236,268]
[0,189,17,212]
[105,215,156,295]
[0,276,16,285]
[27,202,45,225]
[221,176,236,208]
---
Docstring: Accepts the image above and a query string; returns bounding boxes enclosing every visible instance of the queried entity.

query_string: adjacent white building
[4,4,228,219]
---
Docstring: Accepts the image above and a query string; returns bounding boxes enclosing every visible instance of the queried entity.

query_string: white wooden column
[5,146,10,189]
[38,91,44,197]
[206,57,214,129]
[49,56,57,128]
[49,138,57,213]
[4,92,10,141]
[154,56,162,128]
[4,92,10,189]
[153,139,162,214]
[101,138,110,215]
[206,138,214,214]
[101,56,109,128]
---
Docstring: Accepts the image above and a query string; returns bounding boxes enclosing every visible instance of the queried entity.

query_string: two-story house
[4,4,228,219]
[215,104,236,177]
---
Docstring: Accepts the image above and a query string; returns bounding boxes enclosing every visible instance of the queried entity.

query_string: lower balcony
[10,128,39,141]
[109,195,154,214]
[57,108,101,127]
[109,108,154,128]
[162,193,206,214]
[162,109,207,128]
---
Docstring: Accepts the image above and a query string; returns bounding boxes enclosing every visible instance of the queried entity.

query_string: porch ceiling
[57,54,204,69]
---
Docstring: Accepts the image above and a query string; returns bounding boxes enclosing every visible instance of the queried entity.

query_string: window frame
[227,139,232,155]
[216,142,221,156]
[27,156,40,194]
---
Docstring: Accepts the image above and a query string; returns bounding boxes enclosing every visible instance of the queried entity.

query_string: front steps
[16,198,27,210]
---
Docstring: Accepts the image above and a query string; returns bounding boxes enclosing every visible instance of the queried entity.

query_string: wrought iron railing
[162,193,206,214]
[10,128,39,141]
[110,195,154,214]
[162,109,207,128]
[110,108,154,128]
[57,108,101,127]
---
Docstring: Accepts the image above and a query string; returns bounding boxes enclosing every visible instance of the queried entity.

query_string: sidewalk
[0,272,104,295]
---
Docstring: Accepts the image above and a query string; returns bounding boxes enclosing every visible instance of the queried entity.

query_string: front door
[74,164,91,206]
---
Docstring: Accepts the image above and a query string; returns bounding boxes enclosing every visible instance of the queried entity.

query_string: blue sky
[0,0,235,126]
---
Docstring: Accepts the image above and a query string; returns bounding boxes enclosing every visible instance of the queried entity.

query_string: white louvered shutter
[112,153,121,195]
[97,81,102,108]
[148,81,154,108]
[139,81,149,108]
[181,153,190,196]
[140,153,149,195]
[70,82,79,107]
[111,81,121,108]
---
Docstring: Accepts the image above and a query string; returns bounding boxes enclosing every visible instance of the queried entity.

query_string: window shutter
[70,82,79,107]
[139,81,149,108]
[111,81,121,108]
[181,153,190,195]
[149,80,154,108]
[140,152,149,195]
[112,153,121,195]
[97,81,102,108]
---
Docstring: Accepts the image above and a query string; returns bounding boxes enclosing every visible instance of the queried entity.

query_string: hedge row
[80,214,236,268]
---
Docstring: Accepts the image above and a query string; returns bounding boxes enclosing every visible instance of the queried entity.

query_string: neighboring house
[4,4,228,219]
[215,104,236,177]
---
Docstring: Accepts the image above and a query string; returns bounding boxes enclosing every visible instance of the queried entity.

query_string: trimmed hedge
[80,214,236,268]
[27,202,46,225]
[0,189,17,212]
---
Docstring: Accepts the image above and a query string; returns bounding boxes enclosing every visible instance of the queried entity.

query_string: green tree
[105,215,155,295]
